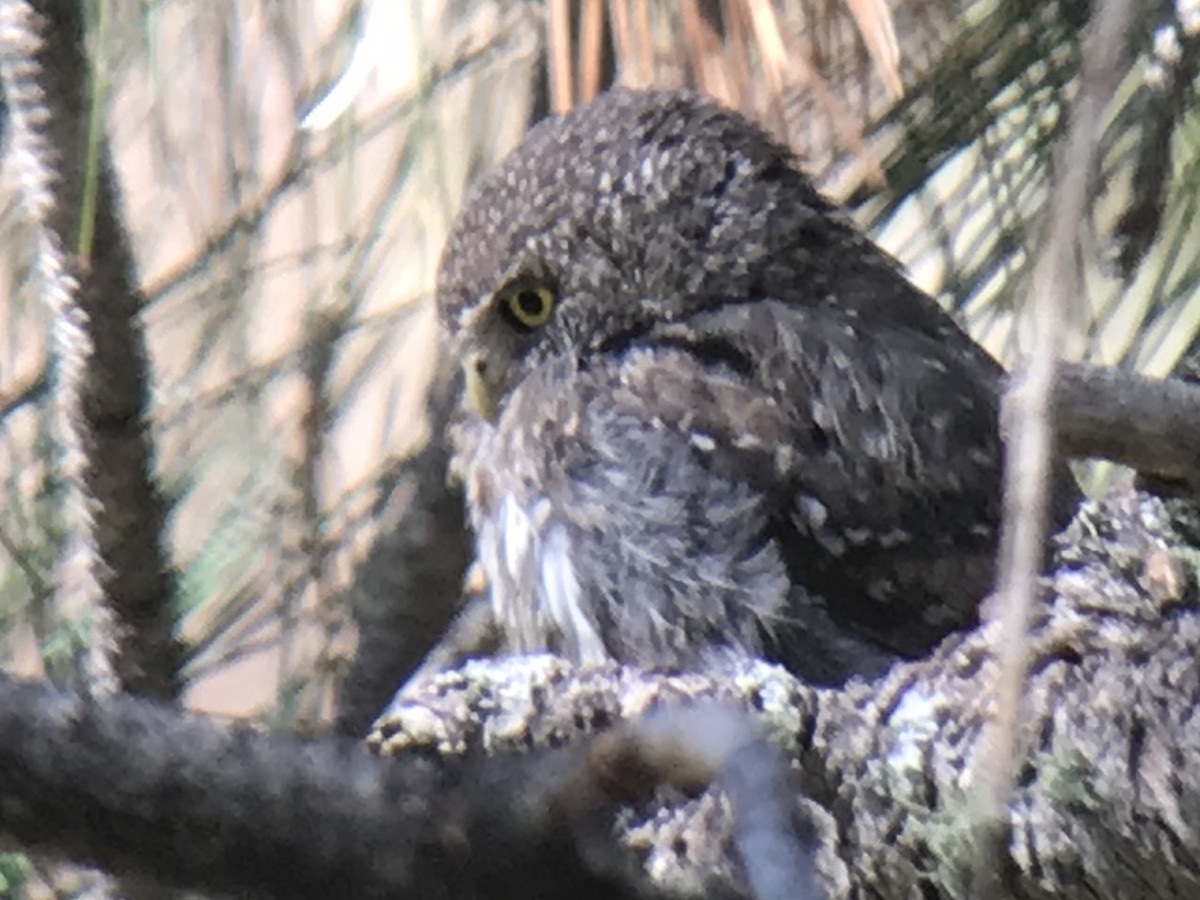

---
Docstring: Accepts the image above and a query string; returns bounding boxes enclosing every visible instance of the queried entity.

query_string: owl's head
[437,89,836,419]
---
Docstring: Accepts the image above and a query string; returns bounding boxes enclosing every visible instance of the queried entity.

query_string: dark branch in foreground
[0,673,680,900]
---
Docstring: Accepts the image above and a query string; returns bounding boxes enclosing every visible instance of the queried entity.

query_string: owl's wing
[630,298,1013,666]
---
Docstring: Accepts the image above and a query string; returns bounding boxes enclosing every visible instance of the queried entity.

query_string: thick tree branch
[0,672,687,900]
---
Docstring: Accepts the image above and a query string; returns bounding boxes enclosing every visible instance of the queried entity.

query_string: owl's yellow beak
[463,353,504,421]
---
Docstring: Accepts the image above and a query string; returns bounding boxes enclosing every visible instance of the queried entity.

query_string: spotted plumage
[438,88,1071,682]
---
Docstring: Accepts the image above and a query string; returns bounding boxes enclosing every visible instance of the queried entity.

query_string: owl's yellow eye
[498,283,556,330]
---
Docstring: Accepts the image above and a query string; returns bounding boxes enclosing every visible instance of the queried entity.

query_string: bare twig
[975,0,1136,888]
[842,0,902,99]
[0,369,49,422]
[579,0,605,102]
[741,0,884,183]
[632,0,652,86]
[292,305,350,725]
[547,0,574,112]
[608,0,633,86]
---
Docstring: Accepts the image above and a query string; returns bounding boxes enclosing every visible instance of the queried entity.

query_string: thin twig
[579,0,605,102]
[0,370,49,422]
[974,0,1136,887]
[547,0,574,112]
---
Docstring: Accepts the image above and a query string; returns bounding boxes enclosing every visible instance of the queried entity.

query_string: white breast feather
[539,523,605,663]
[480,493,605,663]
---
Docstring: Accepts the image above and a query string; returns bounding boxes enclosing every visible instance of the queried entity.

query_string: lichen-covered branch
[373,491,1200,899]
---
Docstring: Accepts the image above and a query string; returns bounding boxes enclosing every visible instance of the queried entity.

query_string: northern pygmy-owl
[439,89,1066,683]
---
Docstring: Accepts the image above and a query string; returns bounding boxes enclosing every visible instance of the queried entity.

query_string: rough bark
[372,490,1200,899]
[0,492,1196,898]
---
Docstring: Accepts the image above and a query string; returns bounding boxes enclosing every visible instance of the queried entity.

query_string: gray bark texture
[371,489,1200,900]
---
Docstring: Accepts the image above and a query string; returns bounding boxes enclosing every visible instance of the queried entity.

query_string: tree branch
[979,0,1136,891]
[1054,362,1200,490]
[0,672,684,900]
[334,367,473,736]
[0,0,180,698]
[373,491,1200,900]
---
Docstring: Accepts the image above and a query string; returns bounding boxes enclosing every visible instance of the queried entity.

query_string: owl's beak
[463,352,503,421]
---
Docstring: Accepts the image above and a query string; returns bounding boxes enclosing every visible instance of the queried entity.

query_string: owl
[438,89,1067,683]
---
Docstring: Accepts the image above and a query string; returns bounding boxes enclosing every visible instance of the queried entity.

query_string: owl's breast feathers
[453,298,1014,682]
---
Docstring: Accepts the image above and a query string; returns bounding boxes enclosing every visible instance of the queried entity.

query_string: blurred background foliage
[0,0,1196,735]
